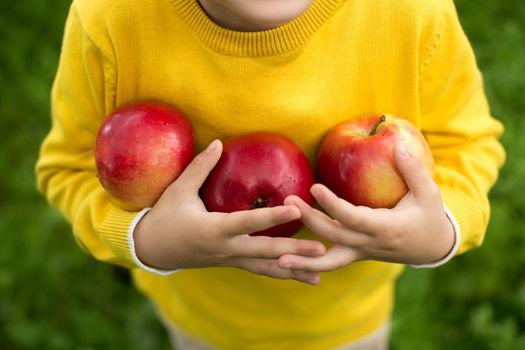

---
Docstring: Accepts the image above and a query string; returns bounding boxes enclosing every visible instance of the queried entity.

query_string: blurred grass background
[0,0,524,349]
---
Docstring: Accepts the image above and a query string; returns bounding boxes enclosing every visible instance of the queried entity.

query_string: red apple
[200,132,315,237]
[95,102,194,210]
[317,114,434,208]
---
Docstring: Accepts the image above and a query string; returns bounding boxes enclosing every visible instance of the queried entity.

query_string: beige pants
[164,321,390,350]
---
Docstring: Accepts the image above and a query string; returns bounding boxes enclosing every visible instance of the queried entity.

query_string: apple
[200,132,315,237]
[95,101,194,210]
[317,114,434,208]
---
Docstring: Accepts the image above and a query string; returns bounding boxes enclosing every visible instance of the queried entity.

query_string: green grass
[0,1,170,349]
[392,1,525,349]
[1,0,524,349]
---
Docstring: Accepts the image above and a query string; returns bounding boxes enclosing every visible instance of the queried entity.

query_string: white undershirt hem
[128,208,180,276]
[411,204,461,269]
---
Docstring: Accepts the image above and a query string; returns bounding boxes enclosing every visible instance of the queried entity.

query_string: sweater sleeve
[419,0,505,255]
[36,5,137,268]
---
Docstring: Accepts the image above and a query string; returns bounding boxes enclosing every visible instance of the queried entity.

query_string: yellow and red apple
[95,102,194,210]
[317,114,434,208]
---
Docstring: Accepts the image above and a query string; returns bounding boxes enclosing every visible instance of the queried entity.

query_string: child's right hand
[133,140,325,285]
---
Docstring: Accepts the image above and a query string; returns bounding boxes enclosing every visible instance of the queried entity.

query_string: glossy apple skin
[200,132,315,237]
[95,102,194,210]
[317,114,434,209]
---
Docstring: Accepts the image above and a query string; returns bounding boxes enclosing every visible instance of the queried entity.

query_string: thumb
[394,143,436,200]
[174,139,223,192]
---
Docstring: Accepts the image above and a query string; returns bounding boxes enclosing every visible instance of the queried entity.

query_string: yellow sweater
[36,0,505,348]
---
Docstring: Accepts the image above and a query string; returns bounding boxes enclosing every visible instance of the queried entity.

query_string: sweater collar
[171,0,343,56]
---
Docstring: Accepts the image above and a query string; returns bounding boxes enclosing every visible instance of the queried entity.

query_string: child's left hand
[280,144,456,272]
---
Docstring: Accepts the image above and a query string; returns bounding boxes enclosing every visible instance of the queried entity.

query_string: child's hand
[279,144,455,272]
[134,140,325,285]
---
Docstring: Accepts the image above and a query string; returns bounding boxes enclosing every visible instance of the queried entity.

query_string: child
[36,0,505,348]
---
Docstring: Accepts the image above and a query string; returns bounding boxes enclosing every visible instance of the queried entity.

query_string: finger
[309,184,390,235]
[220,205,301,236]
[174,140,222,193]
[229,235,326,259]
[235,258,321,285]
[284,194,368,246]
[394,143,438,201]
[278,244,359,272]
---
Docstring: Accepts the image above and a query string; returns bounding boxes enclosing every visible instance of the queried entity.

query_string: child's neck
[197,0,314,32]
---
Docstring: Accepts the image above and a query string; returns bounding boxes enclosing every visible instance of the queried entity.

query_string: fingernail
[285,196,303,208]
[397,144,410,158]
[206,139,219,153]
[288,206,301,218]
[283,196,296,207]
[310,185,323,200]
[280,260,292,269]
[308,275,320,285]
[312,245,326,256]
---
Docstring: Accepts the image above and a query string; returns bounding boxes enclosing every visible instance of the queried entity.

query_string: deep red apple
[200,132,315,237]
[95,101,194,210]
[317,114,434,208]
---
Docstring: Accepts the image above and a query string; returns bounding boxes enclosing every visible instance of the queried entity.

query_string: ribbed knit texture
[171,0,342,56]
[98,208,138,262]
[36,0,505,348]
[440,186,485,253]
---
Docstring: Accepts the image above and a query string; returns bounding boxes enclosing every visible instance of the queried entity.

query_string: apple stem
[252,197,268,209]
[370,115,387,136]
